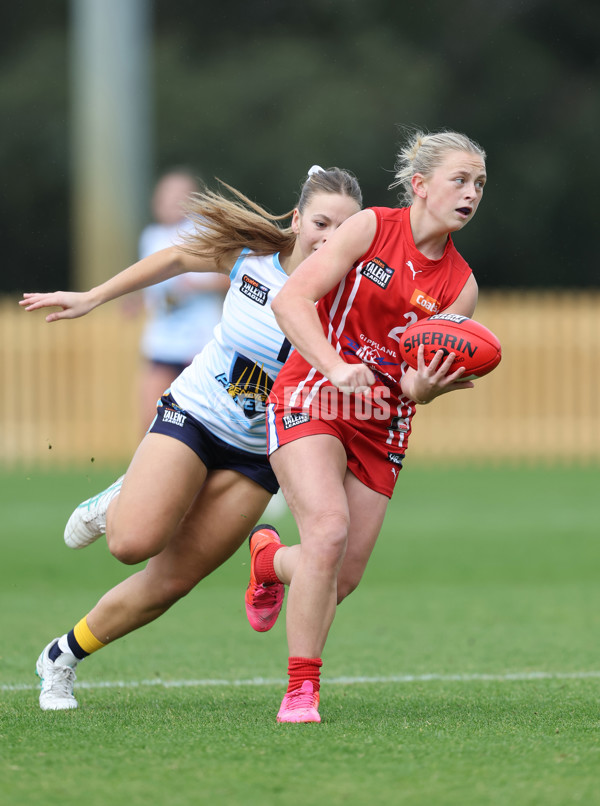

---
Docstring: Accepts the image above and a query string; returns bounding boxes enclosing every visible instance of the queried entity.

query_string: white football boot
[36,640,78,711]
[64,475,124,549]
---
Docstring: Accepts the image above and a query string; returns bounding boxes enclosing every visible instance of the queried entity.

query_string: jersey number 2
[387,312,418,344]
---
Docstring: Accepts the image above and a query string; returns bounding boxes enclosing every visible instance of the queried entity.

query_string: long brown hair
[181,168,362,268]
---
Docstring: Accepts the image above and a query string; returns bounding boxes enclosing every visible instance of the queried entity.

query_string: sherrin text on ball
[399,313,501,379]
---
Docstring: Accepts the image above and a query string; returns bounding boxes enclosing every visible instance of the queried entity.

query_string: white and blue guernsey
[169,249,291,454]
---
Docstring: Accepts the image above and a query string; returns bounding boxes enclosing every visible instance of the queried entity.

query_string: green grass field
[1,464,599,806]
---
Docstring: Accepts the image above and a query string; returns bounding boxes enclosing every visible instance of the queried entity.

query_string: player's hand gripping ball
[400,314,502,379]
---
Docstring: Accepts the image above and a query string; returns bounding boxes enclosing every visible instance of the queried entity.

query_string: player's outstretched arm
[19,245,230,323]
[19,290,97,322]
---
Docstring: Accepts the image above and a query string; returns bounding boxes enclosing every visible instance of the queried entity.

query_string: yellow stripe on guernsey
[73,616,106,654]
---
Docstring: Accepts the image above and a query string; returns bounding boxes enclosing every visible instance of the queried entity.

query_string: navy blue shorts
[148,393,279,494]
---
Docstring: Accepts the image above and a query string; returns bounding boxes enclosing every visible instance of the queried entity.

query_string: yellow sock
[68,616,106,659]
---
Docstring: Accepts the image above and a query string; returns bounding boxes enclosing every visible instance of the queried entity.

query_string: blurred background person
[136,169,229,432]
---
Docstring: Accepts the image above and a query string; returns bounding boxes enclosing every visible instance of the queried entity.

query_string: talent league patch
[282,412,310,429]
[162,408,186,427]
[240,274,269,306]
[361,258,394,289]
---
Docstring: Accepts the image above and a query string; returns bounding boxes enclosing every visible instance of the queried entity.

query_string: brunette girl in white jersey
[244,130,487,723]
[20,167,362,711]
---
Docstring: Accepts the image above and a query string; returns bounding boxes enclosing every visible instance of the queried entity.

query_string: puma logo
[406,260,422,280]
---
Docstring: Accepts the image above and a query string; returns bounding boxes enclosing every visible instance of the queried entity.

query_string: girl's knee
[108,540,147,565]
[309,511,349,545]
[107,528,164,565]
[107,502,179,565]
[300,516,349,573]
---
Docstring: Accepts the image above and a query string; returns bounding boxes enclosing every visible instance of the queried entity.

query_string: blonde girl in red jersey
[244,130,487,723]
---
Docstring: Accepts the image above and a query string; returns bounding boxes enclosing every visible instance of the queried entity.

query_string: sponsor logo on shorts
[282,412,310,429]
[387,451,404,466]
[361,258,394,289]
[240,274,270,306]
[411,288,441,314]
[390,416,409,432]
[162,408,186,427]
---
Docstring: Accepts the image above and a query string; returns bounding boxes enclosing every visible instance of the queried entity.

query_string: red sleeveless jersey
[271,206,473,454]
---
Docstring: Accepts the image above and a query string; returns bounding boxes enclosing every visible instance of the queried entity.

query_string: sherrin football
[399,313,502,379]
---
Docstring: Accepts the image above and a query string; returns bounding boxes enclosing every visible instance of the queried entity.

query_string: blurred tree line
[1,0,598,293]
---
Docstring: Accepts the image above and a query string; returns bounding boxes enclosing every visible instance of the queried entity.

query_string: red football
[399,314,502,379]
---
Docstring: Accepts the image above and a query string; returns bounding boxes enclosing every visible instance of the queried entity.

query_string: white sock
[54,634,79,667]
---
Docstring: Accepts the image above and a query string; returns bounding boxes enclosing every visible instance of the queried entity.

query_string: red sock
[255,541,282,586]
[287,656,323,694]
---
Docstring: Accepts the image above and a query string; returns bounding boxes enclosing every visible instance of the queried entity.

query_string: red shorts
[266,393,408,498]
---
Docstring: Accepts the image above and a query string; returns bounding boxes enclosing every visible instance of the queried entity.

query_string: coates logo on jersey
[361,258,394,290]
[411,288,441,315]
[240,274,269,306]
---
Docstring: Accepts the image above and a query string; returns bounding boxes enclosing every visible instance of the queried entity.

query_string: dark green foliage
[1,1,599,292]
